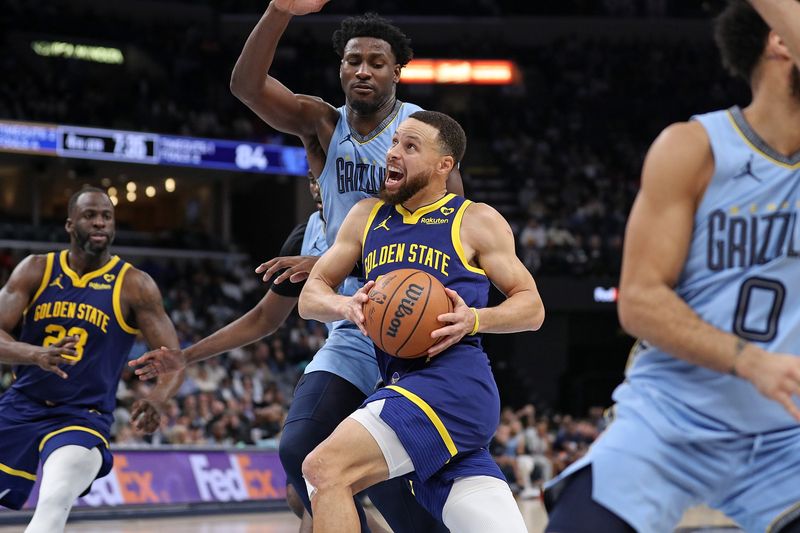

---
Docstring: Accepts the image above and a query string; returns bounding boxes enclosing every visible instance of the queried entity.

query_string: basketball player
[230,1,461,530]
[544,2,800,532]
[297,111,543,532]
[0,187,183,533]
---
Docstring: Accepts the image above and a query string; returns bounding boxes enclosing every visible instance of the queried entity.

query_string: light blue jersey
[300,211,327,257]
[622,105,800,437]
[547,107,800,533]
[304,100,422,395]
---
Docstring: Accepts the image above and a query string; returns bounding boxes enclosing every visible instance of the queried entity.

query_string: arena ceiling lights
[31,40,124,65]
[400,60,520,85]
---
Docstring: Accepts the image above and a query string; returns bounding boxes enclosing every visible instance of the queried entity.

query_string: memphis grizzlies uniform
[359,193,505,519]
[302,100,422,395]
[301,210,327,257]
[548,106,800,533]
[0,250,138,509]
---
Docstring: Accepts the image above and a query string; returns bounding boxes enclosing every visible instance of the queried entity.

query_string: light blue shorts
[303,323,379,396]
[548,399,800,533]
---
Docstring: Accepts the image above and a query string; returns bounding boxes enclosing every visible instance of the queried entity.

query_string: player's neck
[744,86,800,157]
[67,248,112,276]
[346,96,397,136]
[400,187,448,213]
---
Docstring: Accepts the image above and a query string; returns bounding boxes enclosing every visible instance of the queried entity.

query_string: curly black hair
[332,12,413,67]
[713,0,771,81]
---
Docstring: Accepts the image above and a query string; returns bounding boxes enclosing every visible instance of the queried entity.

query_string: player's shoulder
[296,94,339,122]
[352,197,382,215]
[118,264,161,303]
[461,201,513,240]
[650,121,711,159]
[14,253,51,279]
[643,121,713,193]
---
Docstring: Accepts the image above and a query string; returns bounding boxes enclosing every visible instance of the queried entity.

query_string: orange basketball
[364,268,453,359]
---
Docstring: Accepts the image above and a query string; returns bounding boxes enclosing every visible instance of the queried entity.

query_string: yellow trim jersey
[15,250,139,413]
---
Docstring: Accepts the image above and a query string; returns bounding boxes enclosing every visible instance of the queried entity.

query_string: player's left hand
[428,288,475,357]
[255,255,320,283]
[130,398,165,433]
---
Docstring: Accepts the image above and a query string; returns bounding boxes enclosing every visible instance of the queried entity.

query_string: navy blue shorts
[0,388,114,510]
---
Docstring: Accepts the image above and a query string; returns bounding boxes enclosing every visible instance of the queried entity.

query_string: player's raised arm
[230,0,338,146]
[0,255,78,376]
[122,268,186,432]
[618,122,800,419]
[749,0,800,64]
[298,198,377,329]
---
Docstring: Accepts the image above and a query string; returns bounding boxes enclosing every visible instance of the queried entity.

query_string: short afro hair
[332,12,413,67]
[714,0,771,81]
[409,110,467,163]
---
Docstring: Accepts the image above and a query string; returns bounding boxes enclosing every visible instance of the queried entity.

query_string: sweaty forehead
[343,37,394,59]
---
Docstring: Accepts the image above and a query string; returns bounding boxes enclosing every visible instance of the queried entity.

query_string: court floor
[0,501,740,532]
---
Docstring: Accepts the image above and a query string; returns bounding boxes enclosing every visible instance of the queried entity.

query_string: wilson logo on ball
[364,268,452,359]
[386,283,424,338]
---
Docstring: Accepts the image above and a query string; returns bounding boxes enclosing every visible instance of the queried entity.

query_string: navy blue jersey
[362,193,490,380]
[14,250,139,413]
[361,194,499,460]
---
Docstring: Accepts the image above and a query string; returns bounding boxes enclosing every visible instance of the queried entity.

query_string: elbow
[229,71,256,104]
[617,286,645,337]
[530,303,545,331]
[297,295,311,321]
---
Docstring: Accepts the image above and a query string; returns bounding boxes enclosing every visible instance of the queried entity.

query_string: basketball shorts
[545,398,800,533]
[0,388,114,510]
[303,323,380,396]
[351,398,505,521]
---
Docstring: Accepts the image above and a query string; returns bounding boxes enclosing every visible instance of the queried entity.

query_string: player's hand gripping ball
[364,268,453,358]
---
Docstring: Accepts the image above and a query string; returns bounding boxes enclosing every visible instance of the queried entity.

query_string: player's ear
[766,30,794,62]
[437,155,455,175]
[65,217,73,233]
[393,64,402,84]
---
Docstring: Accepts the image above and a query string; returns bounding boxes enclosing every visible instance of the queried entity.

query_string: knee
[301,446,348,493]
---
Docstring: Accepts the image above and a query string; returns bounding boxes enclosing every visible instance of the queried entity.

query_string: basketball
[364,268,453,358]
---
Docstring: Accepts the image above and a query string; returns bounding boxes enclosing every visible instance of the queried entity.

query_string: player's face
[340,37,400,114]
[381,119,441,205]
[66,192,116,255]
[307,172,322,209]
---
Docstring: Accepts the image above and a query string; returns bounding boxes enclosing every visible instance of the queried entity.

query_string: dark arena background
[0,1,754,531]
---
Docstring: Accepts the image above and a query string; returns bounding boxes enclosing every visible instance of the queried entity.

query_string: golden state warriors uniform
[0,250,138,509]
[360,194,505,519]
[547,107,800,533]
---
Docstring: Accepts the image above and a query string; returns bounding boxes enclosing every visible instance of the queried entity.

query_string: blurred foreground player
[0,187,183,532]
[545,2,800,532]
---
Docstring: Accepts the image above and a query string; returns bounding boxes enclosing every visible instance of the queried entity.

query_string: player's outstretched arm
[749,0,800,64]
[0,255,79,374]
[123,268,186,432]
[298,199,377,330]
[618,122,800,420]
[428,203,545,356]
[130,289,298,380]
[229,0,338,152]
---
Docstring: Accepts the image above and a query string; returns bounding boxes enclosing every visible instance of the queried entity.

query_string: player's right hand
[342,280,374,336]
[736,347,800,421]
[271,0,330,16]
[129,347,186,380]
[34,335,78,380]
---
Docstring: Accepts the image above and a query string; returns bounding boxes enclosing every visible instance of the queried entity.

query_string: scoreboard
[0,120,308,176]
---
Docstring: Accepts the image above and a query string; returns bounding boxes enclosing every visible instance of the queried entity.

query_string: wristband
[468,307,480,336]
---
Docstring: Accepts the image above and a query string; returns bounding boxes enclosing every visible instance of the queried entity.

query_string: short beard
[379,172,427,205]
[74,230,110,256]
[349,97,379,115]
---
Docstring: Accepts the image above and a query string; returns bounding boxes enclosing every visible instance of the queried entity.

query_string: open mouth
[385,165,405,190]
